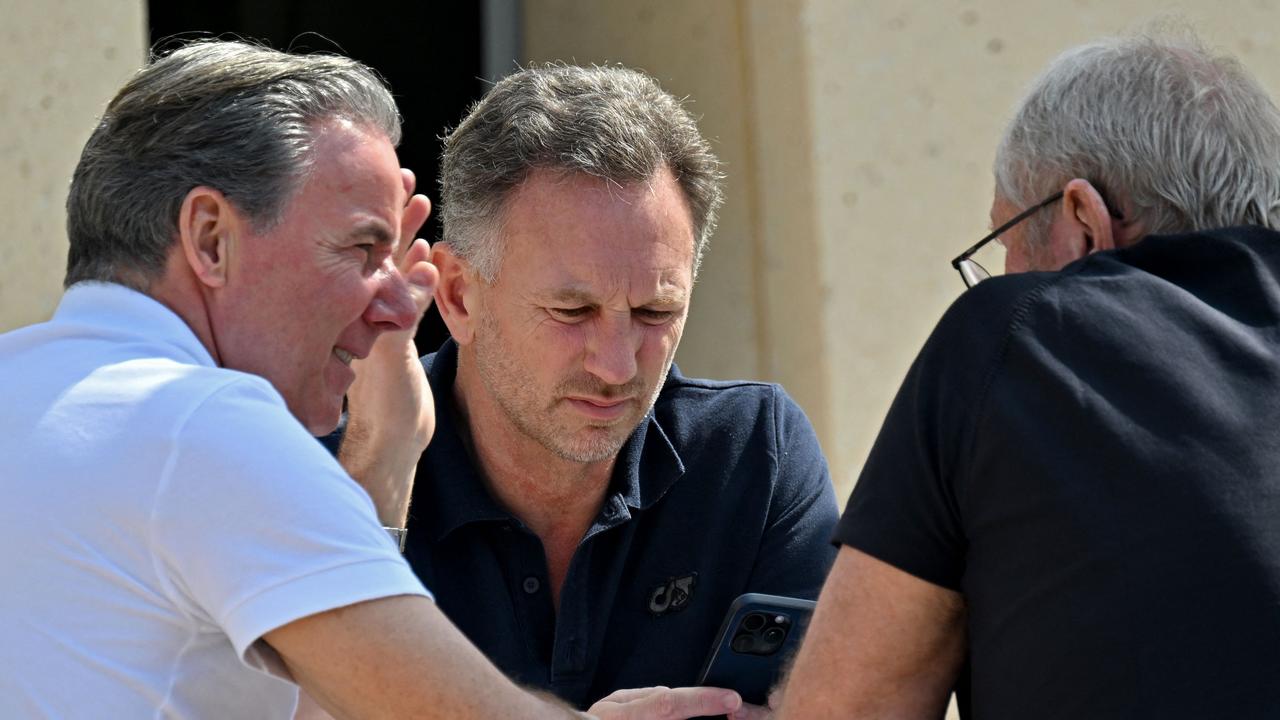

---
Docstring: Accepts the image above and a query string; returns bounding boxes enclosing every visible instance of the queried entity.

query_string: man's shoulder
[653,369,824,470]
[91,358,303,462]
[126,359,287,422]
[18,343,287,435]
[661,370,780,396]
[941,268,1057,332]
[892,270,1059,392]
[1000,226,1280,347]
[657,369,795,427]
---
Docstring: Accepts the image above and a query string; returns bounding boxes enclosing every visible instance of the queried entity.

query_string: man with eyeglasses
[777,28,1280,719]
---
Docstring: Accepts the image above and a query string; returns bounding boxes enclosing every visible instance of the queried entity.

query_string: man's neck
[451,358,622,610]
[451,359,616,548]
[147,257,221,365]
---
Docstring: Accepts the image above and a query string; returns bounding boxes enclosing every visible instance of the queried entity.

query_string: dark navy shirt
[407,340,838,708]
[838,227,1280,718]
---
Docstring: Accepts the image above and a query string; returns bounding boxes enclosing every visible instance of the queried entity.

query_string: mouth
[333,348,355,366]
[565,395,635,422]
[569,396,631,407]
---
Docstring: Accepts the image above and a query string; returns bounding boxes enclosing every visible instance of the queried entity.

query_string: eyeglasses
[950,191,1064,288]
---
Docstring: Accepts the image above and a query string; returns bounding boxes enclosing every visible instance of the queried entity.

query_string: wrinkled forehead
[494,168,697,295]
[534,255,693,304]
[506,235,696,310]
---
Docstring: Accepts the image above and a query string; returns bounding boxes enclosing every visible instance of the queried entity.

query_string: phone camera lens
[760,626,787,652]
[731,633,756,654]
[742,613,766,632]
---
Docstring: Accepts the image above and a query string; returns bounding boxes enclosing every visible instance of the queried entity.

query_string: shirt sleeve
[148,376,431,670]
[743,386,840,600]
[835,274,1052,591]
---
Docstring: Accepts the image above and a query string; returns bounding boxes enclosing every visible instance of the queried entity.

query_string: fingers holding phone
[586,685,743,719]
[698,594,816,708]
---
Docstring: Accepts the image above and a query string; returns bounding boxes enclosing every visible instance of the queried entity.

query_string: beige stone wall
[0,0,146,332]
[808,0,1280,501]
[525,0,767,383]
[525,0,840,471]
[525,0,1280,504]
[8,1,1278,502]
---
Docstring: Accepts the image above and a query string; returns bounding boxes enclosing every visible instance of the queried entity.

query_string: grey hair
[65,39,401,290]
[995,26,1280,243]
[438,62,724,281]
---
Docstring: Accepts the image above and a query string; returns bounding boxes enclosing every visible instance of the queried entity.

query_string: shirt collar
[412,339,686,543]
[413,340,509,542]
[55,282,217,368]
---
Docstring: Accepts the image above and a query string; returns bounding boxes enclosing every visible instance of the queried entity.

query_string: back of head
[995,25,1280,239]
[65,39,401,290]
[439,63,724,280]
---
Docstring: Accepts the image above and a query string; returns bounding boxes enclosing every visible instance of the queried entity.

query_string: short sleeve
[149,376,430,668]
[743,386,839,598]
[835,274,1052,590]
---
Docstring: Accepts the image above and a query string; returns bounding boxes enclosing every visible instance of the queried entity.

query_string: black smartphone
[697,592,816,706]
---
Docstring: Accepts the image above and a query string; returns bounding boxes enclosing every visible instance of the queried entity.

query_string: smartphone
[697,593,816,706]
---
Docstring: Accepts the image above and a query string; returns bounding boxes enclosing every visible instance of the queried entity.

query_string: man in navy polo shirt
[340,63,838,715]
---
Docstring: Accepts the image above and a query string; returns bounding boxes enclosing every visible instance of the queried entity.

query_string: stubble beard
[471,315,669,464]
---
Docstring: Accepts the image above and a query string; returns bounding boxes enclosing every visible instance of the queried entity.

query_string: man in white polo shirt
[0,41,744,720]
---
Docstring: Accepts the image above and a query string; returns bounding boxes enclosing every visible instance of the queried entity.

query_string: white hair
[995,26,1280,243]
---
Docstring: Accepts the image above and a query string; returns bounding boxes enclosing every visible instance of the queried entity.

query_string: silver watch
[384,526,408,553]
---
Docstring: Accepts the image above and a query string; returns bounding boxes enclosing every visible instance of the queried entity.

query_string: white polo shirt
[0,282,430,719]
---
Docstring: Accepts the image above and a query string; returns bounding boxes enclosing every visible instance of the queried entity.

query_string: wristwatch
[384,526,408,553]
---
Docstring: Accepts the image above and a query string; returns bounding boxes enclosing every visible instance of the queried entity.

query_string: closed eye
[634,308,676,324]
[548,306,592,323]
[347,222,397,265]
[352,242,388,264]
[546,305,681,325]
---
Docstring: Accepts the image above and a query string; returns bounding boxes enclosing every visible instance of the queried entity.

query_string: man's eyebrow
[645,289,688,306]
[544,287,688,306]
[546,288,597,305]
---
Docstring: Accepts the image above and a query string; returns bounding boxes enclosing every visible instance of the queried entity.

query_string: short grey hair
[439,62,724,281]
[65,40,402,289]
[995,26,1280,242]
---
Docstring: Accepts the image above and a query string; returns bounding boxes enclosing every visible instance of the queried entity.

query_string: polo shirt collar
[611,384,686,511]
[55,282,216,368]
[415,340,510,542]
[414,339,686,544]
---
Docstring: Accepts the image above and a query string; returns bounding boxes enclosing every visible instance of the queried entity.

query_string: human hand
[348,166,435,445]
[723,685,779,720]
[339,169,437,526]
[347,232,437,453]
[586,686,744,720]
[727,700,772,720]
[728,682,783,719]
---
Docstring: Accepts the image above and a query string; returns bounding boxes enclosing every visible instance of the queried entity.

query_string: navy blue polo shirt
[405,340,838,708]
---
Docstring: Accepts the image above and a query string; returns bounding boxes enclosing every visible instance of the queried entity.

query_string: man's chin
[294,399,343,437]
[545,427,632,464]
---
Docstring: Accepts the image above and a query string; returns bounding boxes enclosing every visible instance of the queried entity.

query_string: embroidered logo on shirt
[648,573,697,616]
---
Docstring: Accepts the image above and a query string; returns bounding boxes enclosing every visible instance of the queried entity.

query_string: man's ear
[431,243,484,345]
[176,186,239,289]
[1050,178,1117,265]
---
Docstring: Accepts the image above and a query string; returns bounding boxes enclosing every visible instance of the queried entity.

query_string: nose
[362,261,417,332]
[583,311,640,386]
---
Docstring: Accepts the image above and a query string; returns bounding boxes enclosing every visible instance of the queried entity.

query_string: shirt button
[522,576,541,594]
